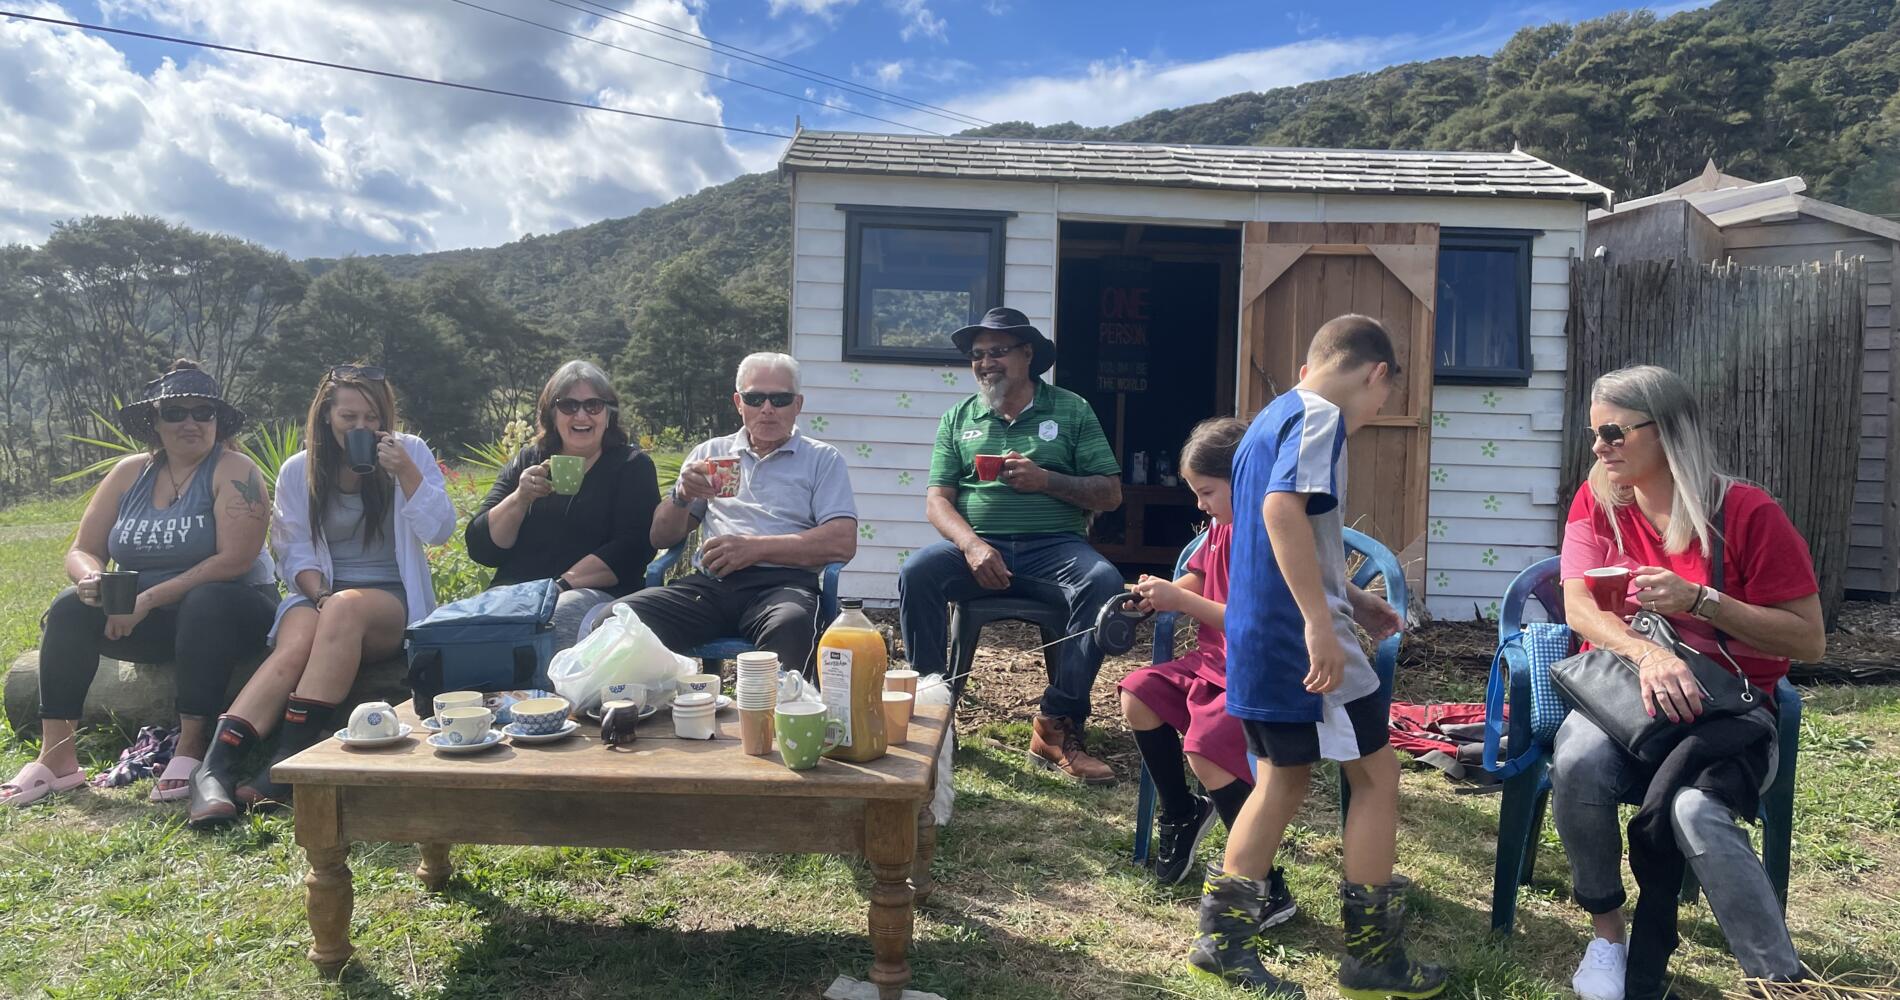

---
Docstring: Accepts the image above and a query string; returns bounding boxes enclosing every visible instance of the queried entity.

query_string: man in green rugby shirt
[899,307,1125,784]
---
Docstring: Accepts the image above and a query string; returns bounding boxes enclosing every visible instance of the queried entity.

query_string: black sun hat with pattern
[116,361,246,442]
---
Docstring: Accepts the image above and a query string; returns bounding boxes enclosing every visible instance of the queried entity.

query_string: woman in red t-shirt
[1552,365,1825,1000]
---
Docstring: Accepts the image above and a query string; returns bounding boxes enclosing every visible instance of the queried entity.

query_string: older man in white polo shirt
[616,352,858,675]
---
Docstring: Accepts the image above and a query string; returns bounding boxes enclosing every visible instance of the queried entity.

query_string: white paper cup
[439,706,494,746]
[884,669,920,696]
[672,692,718,740]
[881,691,913,744]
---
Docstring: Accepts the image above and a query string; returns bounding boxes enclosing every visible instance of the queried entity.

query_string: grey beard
[978,376,1016,412]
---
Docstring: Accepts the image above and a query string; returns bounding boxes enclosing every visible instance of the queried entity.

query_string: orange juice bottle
[818,599,888,762]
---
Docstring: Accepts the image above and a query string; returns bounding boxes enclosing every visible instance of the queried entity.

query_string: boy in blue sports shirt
[1189,315,1446,1000]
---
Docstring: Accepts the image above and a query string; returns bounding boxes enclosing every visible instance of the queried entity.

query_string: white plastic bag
[914,675,955,826]
[550,604,694,712]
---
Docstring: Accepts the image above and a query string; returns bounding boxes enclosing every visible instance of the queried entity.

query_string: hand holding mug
[76,572,102,607]
[999,451,1049,492]
[375,433,415,478]
[1631,566,1699,615]
[675,461,718,501]
[517,462,554,500]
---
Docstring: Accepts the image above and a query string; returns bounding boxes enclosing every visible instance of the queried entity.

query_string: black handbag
[1548,503,1767,765]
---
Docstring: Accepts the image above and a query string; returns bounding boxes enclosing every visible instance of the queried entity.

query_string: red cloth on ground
[1387,702,1489,756]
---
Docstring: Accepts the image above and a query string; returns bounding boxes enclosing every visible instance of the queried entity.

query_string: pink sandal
[0,761,88,808]
[149,755,200,803]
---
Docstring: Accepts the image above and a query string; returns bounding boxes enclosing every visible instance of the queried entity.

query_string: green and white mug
[775,703,844,771]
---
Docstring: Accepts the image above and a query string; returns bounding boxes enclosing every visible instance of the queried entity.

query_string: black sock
[1207,779,1252,830]
[1134,726,1195,821]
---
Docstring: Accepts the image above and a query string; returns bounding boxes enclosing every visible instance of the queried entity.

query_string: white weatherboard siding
[790,171,1587,619]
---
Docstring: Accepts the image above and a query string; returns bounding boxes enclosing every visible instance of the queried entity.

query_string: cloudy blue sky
[0,0,1700,258]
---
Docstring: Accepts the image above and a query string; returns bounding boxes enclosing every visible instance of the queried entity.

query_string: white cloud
[0,0,748,256]
[874,61,905,86]
[766,0,858,17]
[890,0,946,42]
[946,40,1392,127]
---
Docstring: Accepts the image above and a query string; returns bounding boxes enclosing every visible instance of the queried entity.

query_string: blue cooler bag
[405,579,560,717]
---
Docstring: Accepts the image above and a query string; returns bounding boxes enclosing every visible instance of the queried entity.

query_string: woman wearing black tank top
[3,361,277,809]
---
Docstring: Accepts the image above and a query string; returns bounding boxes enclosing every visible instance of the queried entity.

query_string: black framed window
[1434,229,1533,385]
[843,208,1007,363]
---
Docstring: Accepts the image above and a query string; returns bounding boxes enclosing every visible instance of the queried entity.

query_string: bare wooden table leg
[295,785,354,978]
[911,804,936,905]
[417,843,454,891]
[865,799,919,1000]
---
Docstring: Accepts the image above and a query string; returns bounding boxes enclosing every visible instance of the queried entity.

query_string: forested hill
[338,0,1897,341]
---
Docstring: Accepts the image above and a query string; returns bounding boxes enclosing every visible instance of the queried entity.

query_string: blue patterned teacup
[440,706,492,747]
[509,696,571,736]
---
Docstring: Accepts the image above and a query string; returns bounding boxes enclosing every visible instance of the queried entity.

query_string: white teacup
[434,690,483,724]
[439,706,494,746]
[348,701,401,740]
[679,673,721,697]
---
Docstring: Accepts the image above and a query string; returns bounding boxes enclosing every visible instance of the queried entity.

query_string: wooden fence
[1565,255,1867,622]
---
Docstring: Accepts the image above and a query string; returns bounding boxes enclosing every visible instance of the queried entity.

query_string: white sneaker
[1573,938,1627,1000]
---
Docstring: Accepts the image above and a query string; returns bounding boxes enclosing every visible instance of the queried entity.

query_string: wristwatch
[1691,586,1723,621]
[670,488,693,509]
[555,577,574,593]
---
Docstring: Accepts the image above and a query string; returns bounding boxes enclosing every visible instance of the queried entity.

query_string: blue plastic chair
[576,543,845,670]
[1131,527,1409,867]
[1483,557,1802,933]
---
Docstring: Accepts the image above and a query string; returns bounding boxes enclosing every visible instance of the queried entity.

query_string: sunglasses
[327,365,386,383]
[1592,420,1655,447]
[966,344,1024,362]
[739,391,797,409]
[554,398,612,416]
[159,404,219,424]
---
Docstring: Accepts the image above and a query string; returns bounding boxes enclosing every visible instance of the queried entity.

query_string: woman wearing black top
[466,361,661,649]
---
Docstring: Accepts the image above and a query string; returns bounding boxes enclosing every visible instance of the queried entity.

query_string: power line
[547,0,993,129]
[0,9,791,139]
[444,0,939,135]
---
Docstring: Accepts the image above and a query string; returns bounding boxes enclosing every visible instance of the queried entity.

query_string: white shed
[778,130,1612,620]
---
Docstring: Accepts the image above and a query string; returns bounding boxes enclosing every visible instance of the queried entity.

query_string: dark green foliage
[966,0,1899,214]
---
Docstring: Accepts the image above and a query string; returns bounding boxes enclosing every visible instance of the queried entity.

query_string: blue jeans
[898,534,1124,722]
[1550,712,1801,979]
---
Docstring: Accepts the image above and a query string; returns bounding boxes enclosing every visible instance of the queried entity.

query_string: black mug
[345,428,379,475]
[97,570,139,615]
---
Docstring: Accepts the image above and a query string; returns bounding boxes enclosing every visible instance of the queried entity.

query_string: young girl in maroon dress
[1120,418,1289,921]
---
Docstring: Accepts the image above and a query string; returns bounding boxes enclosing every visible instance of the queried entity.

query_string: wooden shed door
[1237,222,1438,599]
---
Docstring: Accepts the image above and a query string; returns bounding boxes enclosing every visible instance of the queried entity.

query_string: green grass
[0,497,1895,998]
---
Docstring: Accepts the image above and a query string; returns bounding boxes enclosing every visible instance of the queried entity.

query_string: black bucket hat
[951,307,1054,377]
[117,365,246,442]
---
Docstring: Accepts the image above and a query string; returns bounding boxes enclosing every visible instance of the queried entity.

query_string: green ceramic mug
[548,454,583,495]
[775,703,844,771]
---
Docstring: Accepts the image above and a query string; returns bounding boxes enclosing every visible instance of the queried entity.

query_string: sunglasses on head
[966,344,1023,362]
[739,391,797,409]
[554,397,612,416]
[1592,420,1655,446]
[327,365,386,383]
[159,404,219,424]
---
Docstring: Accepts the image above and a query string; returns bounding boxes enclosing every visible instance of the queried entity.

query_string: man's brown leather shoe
[1030,713,1115,785]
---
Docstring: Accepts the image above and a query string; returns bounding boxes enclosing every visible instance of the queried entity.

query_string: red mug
[1584,567,1631,613]
[973,454,1004,481]
[706,457,740,498]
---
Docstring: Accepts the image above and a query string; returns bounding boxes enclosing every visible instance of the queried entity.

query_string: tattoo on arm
[227,471,269,522]
[1042,472,1121,512]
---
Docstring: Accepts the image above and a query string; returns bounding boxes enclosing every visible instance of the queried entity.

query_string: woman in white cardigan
[189,366,454,826]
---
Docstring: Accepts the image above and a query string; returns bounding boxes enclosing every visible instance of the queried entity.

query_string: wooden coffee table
[275,702,950,1000]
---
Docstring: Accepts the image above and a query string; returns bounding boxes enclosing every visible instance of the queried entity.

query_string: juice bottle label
[819,646,854,747]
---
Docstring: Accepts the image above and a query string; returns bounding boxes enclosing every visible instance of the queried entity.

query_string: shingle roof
[780,130,1613,207]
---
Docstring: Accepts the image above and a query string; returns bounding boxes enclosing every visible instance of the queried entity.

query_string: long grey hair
[1586,365,1735,558]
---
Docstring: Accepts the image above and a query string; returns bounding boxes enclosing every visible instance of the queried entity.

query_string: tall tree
[618,256,785,440]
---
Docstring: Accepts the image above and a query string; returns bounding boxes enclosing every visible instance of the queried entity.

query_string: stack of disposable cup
[735,651,779,755]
